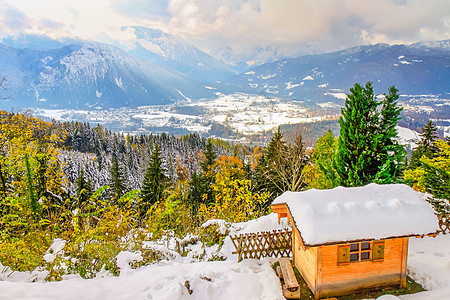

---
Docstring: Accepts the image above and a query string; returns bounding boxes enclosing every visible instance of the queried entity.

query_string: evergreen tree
[305,130,338,189]
[373,86,406,183]
[405,140,450,215]
[76,169,93,206]
[199,138,216,205]
[141,143,168,212]
[187,171,206,226]
[420,121,439,151]
[200,138,216,173]
[333,82,405,186]
[409,121,440,170]
[253,127,286,198]
[334,82,379,186]
[109,154,127,198]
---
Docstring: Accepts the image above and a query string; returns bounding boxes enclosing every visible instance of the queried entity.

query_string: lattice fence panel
[438,214,450,234]
[230,228,292,262]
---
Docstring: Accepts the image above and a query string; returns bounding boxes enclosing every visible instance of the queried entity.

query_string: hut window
[361,242,370,250]
[347,242,372,263]
[350,252,359,261]
[339,241,385,265]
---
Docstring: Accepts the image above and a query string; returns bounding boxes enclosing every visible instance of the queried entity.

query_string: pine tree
[76,169,93,206]
[141,143,168,212]
[306,130,338,189]
[188,171,206,226]
[200,138,216,173]
[333,82,405,186]
[420,121,439,151]
[199,138,216,205]
[409,121,439,170]
[334,82,379,186]
[253,127,285,198]
[263,127,287,196]
[405,140,450,214]
[110,154,127,198]
[373,86,406,183]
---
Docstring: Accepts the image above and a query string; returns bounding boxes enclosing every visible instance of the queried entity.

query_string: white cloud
[0,0,448,59]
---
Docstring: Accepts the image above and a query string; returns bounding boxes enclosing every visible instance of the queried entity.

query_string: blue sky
[0,0,449,57]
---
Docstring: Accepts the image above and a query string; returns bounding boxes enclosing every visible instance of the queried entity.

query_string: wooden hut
[271,183,439,299]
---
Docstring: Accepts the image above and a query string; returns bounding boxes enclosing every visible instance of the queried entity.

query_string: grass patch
[273,261,425,299]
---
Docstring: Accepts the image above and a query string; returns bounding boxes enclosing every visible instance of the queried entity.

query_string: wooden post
[400,238,409,288]
[316,246,323,300]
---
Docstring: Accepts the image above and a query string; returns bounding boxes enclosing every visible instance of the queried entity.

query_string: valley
[34,92,339,143]
[34,91,449,146]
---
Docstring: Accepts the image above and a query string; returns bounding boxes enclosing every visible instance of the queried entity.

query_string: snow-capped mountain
[0,41,214,109]
[225,41,450,103]
[0,33,81,51]
[124,26,235,81]
[211,46,288,73]
[410,39,450,50]
[1,33,449,112]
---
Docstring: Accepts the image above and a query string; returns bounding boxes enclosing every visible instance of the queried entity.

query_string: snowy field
[1,213,449,300]
[34,93,338,138]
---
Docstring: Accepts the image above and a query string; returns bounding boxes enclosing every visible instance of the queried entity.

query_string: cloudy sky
[0,0,449,59]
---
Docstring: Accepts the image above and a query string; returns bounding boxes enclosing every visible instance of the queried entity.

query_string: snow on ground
[35,109,90,121]
[382,234,450,300]
[396,126,420,150]
[1,212,450,299]
[0,260,283,300]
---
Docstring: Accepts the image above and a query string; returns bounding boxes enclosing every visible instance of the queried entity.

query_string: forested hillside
[58,121,227,195]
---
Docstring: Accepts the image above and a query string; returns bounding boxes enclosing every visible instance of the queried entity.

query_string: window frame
[349,241,372,263]
[337,240,385,266]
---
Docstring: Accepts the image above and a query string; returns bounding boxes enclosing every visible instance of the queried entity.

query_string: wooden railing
[230,228,292,262]
[438,214,450,234]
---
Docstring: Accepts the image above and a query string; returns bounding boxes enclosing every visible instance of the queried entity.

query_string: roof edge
[303,231,440,248]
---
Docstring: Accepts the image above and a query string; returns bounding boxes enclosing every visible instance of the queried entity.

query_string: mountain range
[0,40,214,109]
[0,29,449,110]
[225,42,450,104]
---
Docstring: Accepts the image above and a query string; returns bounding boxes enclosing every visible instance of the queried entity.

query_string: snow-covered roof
[272,183,440,247]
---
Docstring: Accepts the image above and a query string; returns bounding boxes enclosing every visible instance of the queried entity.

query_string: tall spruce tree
[333,82,405,186]
[141,143,168,212]
[408,121,440,170]
[76,170,93,206]
[308,130,339,189]
[253,127,286,198]
[188,171,206,226]
[420,121,439,151]
[200,138,216,173]
[373,86,406,183]
[199,138,216,205]
[110,154,127,198]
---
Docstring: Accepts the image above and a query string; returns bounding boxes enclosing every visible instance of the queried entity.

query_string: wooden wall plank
[293,233,317,293]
